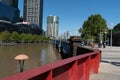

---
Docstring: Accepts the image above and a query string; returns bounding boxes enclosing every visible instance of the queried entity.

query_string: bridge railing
[1,49,100,80]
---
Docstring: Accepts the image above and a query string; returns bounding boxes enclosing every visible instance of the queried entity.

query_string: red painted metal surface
[1,49,100,80]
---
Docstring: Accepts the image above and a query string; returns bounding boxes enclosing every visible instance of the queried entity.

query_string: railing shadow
[101,60,120,66]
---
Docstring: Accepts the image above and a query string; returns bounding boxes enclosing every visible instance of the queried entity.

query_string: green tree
[10,31,20,42]
[79,14,108,41]
[0,34,2,43]
[19,33,26,43]
[42,36,49,42]
[25,34,34,43]
[32,35,40,42]
[0,31,10,42]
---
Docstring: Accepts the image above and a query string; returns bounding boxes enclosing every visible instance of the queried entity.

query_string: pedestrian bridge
[1,36,101,80]
[1,43,100,80]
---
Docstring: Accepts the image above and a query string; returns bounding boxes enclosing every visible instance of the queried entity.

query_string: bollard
[14,54,29,72]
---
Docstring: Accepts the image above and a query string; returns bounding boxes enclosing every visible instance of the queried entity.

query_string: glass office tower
[0,0,18,8]
[0,0,19,23]
[47,15,59,37]
[23,0,43,31]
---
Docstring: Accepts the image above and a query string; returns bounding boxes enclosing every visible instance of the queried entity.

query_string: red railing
[1,49,100,80]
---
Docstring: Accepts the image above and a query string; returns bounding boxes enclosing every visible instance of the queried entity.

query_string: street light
[103,30,107,48]
[104,29,107,43]
[110,28,112,48]
[110,23,114,48]
[99,31,103,48]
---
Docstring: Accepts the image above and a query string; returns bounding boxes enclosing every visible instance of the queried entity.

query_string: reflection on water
[0,43,61,78]
[40,49,47,65]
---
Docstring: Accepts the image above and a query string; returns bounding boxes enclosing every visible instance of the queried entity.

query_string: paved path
[90,46,120,80]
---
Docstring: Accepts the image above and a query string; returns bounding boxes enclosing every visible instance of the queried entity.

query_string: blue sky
[18,0,120,35]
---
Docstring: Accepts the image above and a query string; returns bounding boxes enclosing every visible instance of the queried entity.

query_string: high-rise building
[0,0,18,8]
[47,15,59,38]
[0,0,19,23]
[23,0,43,30]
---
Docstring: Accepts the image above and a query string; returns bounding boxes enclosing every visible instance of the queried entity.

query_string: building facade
[0,1,19,23]
[0,20,41,35]
[47,15,59,38]
[23,0,43,31]
[0,0,18,8]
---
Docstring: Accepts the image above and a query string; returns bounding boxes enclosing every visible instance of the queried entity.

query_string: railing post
[93,50,100,74]
[83,56,90,80]
[46,70,52,80]
[90,50,100,75]
[70,60,78,80]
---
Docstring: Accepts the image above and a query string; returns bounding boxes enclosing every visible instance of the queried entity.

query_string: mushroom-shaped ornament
[15,54,29,72]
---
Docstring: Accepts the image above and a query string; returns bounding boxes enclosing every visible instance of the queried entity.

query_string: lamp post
[110,28,112,48]
[104,29,107,42]
[109,23,114,48]
[104,30,107,48]
[99,31,103,48]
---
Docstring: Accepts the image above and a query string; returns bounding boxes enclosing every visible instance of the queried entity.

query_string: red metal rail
[1,49,100,80]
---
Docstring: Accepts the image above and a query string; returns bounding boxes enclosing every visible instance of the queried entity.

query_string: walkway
[90,46,120,80]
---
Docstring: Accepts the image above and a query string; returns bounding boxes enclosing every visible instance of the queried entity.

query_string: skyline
[18,0,120,35]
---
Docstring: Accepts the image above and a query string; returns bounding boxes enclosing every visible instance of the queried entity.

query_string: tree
[79,14,108,42]
[0,31,10,42]
[0,34,2,43]
[10,31,20,42]
[25,34,34,43]
[19,33,26,43]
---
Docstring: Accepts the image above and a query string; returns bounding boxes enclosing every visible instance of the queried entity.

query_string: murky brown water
[0,43,61,78]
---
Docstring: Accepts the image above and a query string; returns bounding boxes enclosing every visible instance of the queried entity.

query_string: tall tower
[0,0,19,23]
[23,0,43,30]
[47,15,59,37]
[0,0,18,8]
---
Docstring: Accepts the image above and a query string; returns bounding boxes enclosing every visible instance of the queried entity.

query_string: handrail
[1,49,100,80]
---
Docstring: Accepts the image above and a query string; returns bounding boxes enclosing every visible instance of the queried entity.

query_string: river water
[0,43,61,78]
